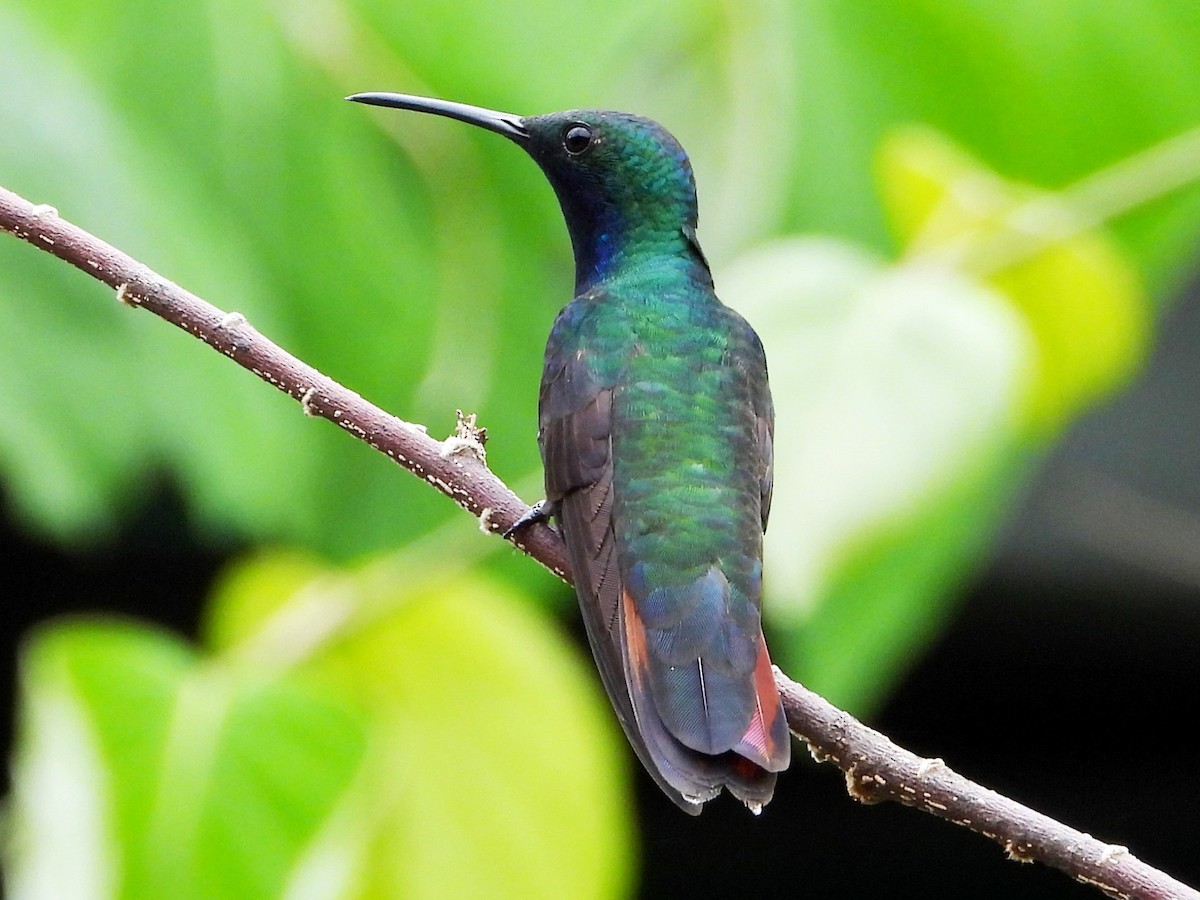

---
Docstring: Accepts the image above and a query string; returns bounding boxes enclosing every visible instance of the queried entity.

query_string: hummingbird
[348,92,791,813]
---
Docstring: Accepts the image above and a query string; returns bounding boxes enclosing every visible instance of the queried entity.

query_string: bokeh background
[3,1,1200,897]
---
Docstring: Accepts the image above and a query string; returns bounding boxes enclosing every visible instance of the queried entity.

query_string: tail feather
[732,635,791,773]
[622,586,785,811]
[553,456,789,813]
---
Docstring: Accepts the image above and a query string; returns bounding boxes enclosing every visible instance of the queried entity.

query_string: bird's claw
[503,499,556,538]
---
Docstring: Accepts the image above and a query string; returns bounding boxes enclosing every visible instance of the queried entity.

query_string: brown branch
[0,184,568,579]
[2,183,1196,900]
[777,677,1195,900]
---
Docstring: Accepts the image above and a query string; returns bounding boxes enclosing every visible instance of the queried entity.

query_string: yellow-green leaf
[206,552,635,900]
[6,621,368,900]
[877,125,1149,431]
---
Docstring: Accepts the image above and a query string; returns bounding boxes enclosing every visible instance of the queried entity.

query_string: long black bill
[346,92,528,143]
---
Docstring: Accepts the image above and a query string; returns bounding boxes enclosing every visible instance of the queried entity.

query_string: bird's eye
[562,124,593,155]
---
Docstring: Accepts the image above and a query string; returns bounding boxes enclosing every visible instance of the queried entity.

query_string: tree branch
[0,185,568,579]
[777,677,1193,900]
[2,183,1195,900]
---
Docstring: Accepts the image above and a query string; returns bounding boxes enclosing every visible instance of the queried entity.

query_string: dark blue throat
[563,199,709,294]
[568,201,627,291]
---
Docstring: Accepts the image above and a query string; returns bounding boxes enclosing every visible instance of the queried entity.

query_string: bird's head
[348,93,706,290]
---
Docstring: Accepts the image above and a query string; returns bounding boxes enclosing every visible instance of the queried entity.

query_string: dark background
[3,272,1198,898]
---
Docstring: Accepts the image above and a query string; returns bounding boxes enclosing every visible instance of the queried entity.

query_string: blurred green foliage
[5,0,1200,896]
[8,556,632,898]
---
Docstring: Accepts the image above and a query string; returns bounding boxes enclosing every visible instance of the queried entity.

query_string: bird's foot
[503,499,557,538]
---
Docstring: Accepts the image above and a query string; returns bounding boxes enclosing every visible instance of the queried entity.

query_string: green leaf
[0,3,317,545]
[7,551,632,899]
[774,1,1200,281]
[721,239,1027,595]
[204,549,337,657]
[877,126,1150,431]
[6,621,369,900]
[721,237,1031,708]
[791,442,1032,710]
[207,552,635,900]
